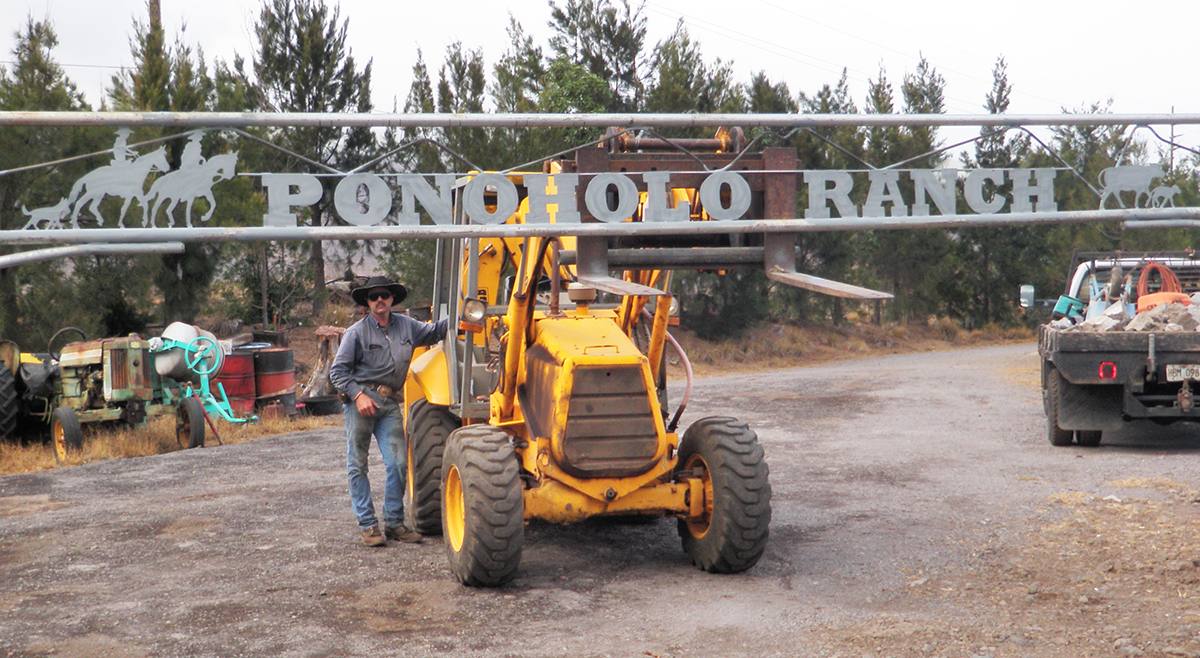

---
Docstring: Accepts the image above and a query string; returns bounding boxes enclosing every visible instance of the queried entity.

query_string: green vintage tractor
[0,324,253,462]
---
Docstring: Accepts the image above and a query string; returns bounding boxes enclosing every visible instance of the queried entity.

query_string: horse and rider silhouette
[24,131,238,230]
[147,152,238,227]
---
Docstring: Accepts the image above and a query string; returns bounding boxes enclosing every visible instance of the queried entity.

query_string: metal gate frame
[1,111,1199,258]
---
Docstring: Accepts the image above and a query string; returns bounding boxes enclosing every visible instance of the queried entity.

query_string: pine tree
[252,0,376,318]
[0,18,110,344]
[955,57,1044,326]
[436,42,495,170]
[860,60,956,322]
[491,17,548,168]
[644,21,743,122]
[548,0,647,111]
[109,0,221,325]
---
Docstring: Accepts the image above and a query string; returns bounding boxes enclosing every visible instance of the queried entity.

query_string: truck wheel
[1045,368,1075,446]
[406,400,458,536]
[0,366,18,438]
[676,416,771,574]
[52,406,83,463]
[441,425,523,587]
[176,397,206,449]
[1076,430,1102,447]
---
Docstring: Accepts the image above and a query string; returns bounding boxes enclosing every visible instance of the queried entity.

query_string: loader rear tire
[406,400,458,536]
[441,425,523,587]
[677,416,771,574]
[0,366,18,438]
[52,406,82,463]
[1046,368,1075,447]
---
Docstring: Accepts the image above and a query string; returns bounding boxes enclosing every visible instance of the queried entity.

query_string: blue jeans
[345,396,406,530]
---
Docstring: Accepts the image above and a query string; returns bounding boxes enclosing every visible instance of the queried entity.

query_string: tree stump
[300,325,344,399]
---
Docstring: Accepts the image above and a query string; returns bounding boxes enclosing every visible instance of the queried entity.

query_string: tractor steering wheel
[48,327,86,361]
[185,336,221,376]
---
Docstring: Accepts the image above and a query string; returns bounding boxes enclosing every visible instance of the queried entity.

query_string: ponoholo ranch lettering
[260,168,1059,227]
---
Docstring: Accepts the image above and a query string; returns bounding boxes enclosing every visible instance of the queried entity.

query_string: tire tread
[407,400,458,535]
[0,367,17,438]
[442,425,523,587]
[676,416,771,574]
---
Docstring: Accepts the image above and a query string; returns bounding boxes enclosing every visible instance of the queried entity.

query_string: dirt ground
[3,339,1200,657]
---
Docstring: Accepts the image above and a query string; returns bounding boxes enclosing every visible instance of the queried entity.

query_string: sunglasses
[367,291,393,301]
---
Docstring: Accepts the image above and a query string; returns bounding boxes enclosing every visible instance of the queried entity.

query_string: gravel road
[3,343,1199,657]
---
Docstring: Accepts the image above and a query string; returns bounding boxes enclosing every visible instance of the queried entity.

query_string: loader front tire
[406,400,458,536]
[0,366,18,438]
[52,406,82,463]
[441,425,523,587]
[677,416,771,574]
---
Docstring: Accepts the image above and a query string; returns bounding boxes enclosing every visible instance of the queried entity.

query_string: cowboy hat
[351,276,408,307]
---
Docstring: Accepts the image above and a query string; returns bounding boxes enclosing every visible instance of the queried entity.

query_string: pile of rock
[1055,293,1200,332]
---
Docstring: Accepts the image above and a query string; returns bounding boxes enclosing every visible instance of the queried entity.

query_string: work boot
[384,524,423,544]
[361,525,386,547]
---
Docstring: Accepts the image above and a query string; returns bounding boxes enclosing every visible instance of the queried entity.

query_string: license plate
[1166,364,1200,382]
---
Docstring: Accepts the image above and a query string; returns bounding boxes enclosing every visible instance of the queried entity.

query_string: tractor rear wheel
[441,425,523,587]
[0,366,18,438]
[676,416,771,574]
[176,397,206,449]
[52,406,83,463]
[406,400,458,536]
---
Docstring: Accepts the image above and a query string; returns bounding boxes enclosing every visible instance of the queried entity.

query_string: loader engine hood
[521,315,665,479]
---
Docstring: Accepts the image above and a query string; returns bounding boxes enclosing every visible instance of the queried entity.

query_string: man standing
[330,276,448,547]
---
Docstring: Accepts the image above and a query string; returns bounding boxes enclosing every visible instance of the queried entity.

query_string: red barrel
[214,351,256,414]
[254,347,296,414]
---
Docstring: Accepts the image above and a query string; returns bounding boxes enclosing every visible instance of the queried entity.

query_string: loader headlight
[461,298,487,324]
[459,297,487,333]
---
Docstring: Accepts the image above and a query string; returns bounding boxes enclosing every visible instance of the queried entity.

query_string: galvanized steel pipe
[1,111,1200,129]
[0,242,185,268]
[1,208,1198,246]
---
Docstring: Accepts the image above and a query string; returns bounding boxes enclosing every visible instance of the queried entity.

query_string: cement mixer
[153,322,224,384]
[149,322,257,440]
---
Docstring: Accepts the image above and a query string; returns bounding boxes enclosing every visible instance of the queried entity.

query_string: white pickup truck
[1030,252,1200,446]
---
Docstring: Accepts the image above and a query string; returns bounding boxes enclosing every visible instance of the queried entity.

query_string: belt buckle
[377,385,395,399]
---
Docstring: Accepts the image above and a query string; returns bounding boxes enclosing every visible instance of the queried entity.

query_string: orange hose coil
[1136,261,1183,297]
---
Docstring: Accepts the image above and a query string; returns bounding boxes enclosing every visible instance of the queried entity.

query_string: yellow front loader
[403,134,888,586]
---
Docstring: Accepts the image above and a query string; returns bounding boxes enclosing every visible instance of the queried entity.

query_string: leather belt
[364,383,401,400]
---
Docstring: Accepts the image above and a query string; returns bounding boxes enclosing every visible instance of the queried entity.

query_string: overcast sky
[5,0,1199,149]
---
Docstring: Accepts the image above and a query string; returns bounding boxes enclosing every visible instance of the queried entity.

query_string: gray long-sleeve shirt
[329,313,448,400]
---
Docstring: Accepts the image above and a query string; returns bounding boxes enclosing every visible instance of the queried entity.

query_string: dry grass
[0,412,341,476]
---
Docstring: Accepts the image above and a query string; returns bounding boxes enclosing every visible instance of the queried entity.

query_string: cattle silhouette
[1097,164,1165,209]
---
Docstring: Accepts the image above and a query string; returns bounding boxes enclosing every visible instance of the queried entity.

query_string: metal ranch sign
[17,127,1182,232]
[4,112,1200,254]
[263,167,1072,228]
